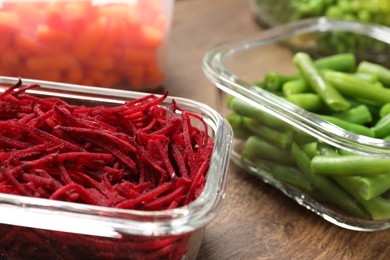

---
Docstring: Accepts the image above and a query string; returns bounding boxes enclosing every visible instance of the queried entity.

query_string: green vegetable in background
[251,0,390,58]
[292,0,390,27]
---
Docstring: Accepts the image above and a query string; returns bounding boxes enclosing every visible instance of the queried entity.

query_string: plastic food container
[0,0,173,91]
[0,76,232,259]
[203,18,390,231]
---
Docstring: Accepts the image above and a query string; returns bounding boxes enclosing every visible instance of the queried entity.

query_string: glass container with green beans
[249,0,390,59]
[250,0,390,28]
[204,18,390,231]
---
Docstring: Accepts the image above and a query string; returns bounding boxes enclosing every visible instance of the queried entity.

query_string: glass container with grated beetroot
[0,76,232,259]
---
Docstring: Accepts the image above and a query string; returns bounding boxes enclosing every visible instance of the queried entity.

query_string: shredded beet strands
[0,82,214,211]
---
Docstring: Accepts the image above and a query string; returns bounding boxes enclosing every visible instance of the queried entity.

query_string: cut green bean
[226,94,235,109]
[353,72,378,83]
[379,103,390,118]
[334,177,390,220]
[311,155,390,176]
[347,98,380,119]
[263,72,299,92]
[242,117,293,149]
[371,114,390,138]
[334,174,390,201]
[242,136,295,165]
[332,104,372,124]
[291,143,370,219]
[302,141,318,158]
[317,115,375,137]
[225,113,252,140]
[358,197,390,221]
[260,161,314,191]
[358,61,390,87]
[324,70,390,105]
[317,142,338,156]
[293,130,317,145]
[314,53,356,72]
[287,93,325,112]
[230,97,289,129]
[282,79,310,96]
[293,52,350,111]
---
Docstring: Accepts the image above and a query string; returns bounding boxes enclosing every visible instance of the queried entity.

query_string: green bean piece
[242,117,293,149]
[293,130,317,145]
[358,197,390,221]
[230,97,289,129]
[302,141,318,158]
[347,98,380,119]
[314,53,356,72]
[259,161,313,191]
[338,149,357,156]
[332,104,372,125]
[225,113,252,140]
[263,72,299,92]
[353,72,378,83]
[291,143,370,219]
[323,70,390,105]
[374,81,386,89]
[317,115,375,137]
[334,174,390,201]
[282,79,310,96]
[293,0,325,17]
[333,177,390,220]
[242,136,295,166]
[287,93,325,112]
[371,114,390,138]
[311,155,390,176]
[317,142,339,156]
[225,94,235,109]
[357,61,390,87]
[293,52,350,112]
[379,103,390,118]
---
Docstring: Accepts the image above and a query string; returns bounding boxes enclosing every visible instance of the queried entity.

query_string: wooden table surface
[166,0,390,259]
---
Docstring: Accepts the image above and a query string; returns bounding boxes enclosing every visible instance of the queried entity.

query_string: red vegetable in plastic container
[0,79,215,259]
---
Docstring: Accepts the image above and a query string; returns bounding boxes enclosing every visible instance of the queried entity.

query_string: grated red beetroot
[0,80,214,259]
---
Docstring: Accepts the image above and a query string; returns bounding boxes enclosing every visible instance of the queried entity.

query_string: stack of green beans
[227,52,390,220]
[292,0,390,55]
[292,0,390,27]
[251,0,390,57]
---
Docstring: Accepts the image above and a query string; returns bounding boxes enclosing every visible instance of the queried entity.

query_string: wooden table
[166,0,390,259]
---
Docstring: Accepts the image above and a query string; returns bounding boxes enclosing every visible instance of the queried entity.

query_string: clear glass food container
[0,76,232,259]
[0,0,173,91]
[203,18,390,231]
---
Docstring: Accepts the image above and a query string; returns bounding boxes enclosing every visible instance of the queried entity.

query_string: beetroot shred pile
[0,80,214,259]
[0,80,213,209]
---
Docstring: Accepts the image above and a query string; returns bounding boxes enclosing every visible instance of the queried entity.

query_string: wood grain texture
[166,0,390,259]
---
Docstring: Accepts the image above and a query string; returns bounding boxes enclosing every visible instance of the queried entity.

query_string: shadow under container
[0,0,173,91]
[203,18,390,231]
[0,77,232,259]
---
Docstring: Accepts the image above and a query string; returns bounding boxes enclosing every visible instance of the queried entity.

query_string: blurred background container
[250,0,390,28]
[0,0,173,92]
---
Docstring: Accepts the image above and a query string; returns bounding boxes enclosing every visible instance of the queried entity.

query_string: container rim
[203,17,390,157]
[0,76,233,238]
